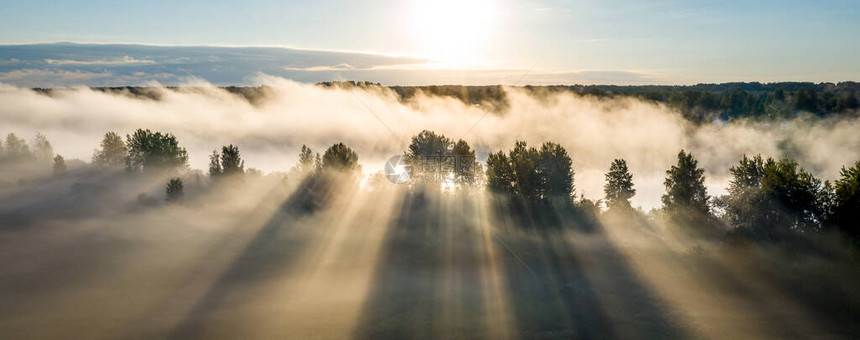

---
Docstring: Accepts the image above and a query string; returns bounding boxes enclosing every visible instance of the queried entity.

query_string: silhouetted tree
[604,159,635,210]
[539,142,574,202]
[165,178,184,202]
[509,141,542,201]
[125,129,188,173]
[404,130,453,183]
[322,143,360,172]
[724,155,829,237]
[832,161,860,238]
[220,144,244,176]
[32,132,54,164]
[52,154,66,175]
[451,139,479,186]
[485,140,574,205]
[834,92,859,112]
[92,132,127,168]
[208,150,222,177]
[486,151,516,194]
[662,150,711,228]
[723,155,767,231]
[208,145,245,179]
[795,88,820,113]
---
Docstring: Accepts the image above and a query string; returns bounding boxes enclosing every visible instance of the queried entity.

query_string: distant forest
[32,81,860,123]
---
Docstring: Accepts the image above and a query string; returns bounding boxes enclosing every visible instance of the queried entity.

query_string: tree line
[35,82,858,125]
[2,128,858,242]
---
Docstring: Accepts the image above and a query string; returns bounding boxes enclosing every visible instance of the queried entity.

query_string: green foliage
[834,92,859,112]
[724,155,831,238]
[604,159,636,210]
[390,85,506,108]
[539,142,574,200]
[322,143,360,172]
[125,129,188,173]
[509,141,543,201]
[794,88,820,113]
[451,139,480,186]
[403,130,479,186]
[832,161,860,237]
[92,132,127,168]
[486,151,515,194]
[485,140,574,204]
[404,130,453,183]
[662,150,710,226]
[165,178,184,202]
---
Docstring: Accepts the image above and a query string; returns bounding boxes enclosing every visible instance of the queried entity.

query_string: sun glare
[411,0,499,65]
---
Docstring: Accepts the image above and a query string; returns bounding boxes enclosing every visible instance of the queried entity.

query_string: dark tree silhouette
[404,130,453,183]
[485,140,575,205]
[662,150,711,228]
[322,143,360,172]
[451,139,479,186]
[166,178,184,202]
[795,88,820,113]
[724,155,830,237]
[208,150,222,177]
[220,144,245,176]
[832,161,860,238]
[403,130,480,188]
[539,142,574,201]
[92,132,127,168]
[208,145,245,179]
[52,154,66,175]
[486,151,516,194]
[604,159,635,210]
[125,129,188,173]
[509,141,542,201]
[835,91,859,112]
[723,155,767,231]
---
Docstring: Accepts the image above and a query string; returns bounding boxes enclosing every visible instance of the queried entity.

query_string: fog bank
[1,77,858,209]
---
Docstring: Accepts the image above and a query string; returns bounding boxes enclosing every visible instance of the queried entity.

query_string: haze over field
[1,0,860,339]
[2,79,859,209]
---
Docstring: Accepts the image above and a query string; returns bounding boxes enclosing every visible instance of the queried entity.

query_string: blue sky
[1,0,858,86]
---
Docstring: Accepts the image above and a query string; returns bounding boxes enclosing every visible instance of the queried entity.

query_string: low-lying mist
[1,78,859,339]
[2,77,858,209]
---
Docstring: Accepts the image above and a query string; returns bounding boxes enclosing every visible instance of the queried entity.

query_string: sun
[411,0,499,65]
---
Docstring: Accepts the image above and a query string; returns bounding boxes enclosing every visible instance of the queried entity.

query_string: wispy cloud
[44,55,155,66]
[285,63,362,72]
[0,43,665,86]
[0,69,113,87]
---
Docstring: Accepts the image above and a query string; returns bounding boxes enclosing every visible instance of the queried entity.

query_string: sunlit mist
[1,1,860,338]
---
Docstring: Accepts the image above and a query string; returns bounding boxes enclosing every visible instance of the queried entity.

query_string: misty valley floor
[0,176,858,339]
